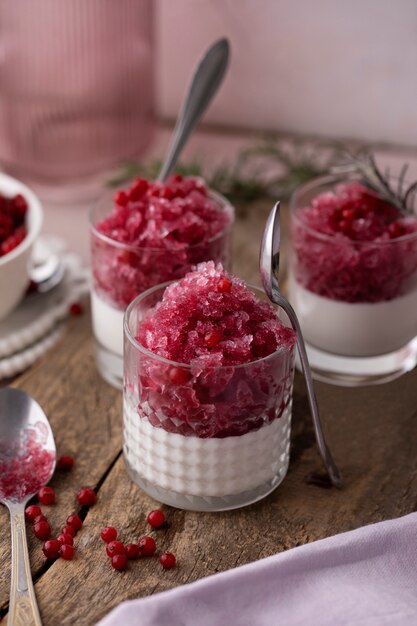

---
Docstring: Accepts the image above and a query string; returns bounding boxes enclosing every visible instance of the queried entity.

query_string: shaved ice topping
[92,176,232,308]
[292,181,417,302]
[137,261,296,366]
[130,262,296,438]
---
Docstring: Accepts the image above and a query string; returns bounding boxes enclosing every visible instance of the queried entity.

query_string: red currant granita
[0,192,28,257]
[0,425,55,503]
[289,176,417,359]
[90,175,233,389]
[123,262,296,511]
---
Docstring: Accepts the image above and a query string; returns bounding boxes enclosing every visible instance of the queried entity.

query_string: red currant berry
[33,514,48,524]
[204,329,222,348]
[59,544,75,560]
[217,278,232,293]
[111,554,128,571]
[33,521,51,540]
[147,510,166,529]
[129,178,148,201]
[138,536,156,557]
[388,221,404,238]
[168,367,192,385]
[38,486,56,505]
[77,487,96,507]
[159,552,176,569]
[106,541,125,558]
[125,543,140,559]
[66,514,82,532]
[25,505,42,523]
[57,533,74,546]
[12,194,28,218]
[62,525,76,537]
[114,190,128,206]
[69,302,83,316]
[101,527,118,543]
[57,455,74,471]
[42,539,61,559]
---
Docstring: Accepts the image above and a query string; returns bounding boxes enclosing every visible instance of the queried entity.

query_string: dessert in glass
[123,262,296,511]
[288,170,417,385]
[90,176,234,388]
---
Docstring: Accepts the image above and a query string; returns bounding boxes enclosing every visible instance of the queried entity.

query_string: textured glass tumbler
[0,0,154,194]
[288,174,417,386]
[90,190,234,388]
[123,283,295,512]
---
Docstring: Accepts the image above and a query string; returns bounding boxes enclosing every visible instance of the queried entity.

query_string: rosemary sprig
[332,151,417,215]
[106,137,345,204]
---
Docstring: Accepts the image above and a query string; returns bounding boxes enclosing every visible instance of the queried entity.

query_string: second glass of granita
[288,171,417,386]
[90,176,234,388]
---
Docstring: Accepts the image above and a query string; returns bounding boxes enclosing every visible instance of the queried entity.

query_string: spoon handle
[278,296,343,488]
[8,502,42,626]
[157,38,230,182]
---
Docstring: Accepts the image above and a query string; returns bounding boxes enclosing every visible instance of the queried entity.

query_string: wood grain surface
[1,201,417,626]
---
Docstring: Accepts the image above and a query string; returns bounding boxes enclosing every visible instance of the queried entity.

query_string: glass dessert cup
[90,189,234,388]
[288,174,417,386]
[123,283,296,512]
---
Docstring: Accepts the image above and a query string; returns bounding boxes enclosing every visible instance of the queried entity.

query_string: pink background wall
[156,0,417,146]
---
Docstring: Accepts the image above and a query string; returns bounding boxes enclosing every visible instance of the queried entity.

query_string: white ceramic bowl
[0,173,43,320]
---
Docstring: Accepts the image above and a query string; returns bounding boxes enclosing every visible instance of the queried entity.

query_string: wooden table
[1,199,417,626]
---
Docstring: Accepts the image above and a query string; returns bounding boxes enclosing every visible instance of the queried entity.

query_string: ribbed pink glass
[0,0,154,185]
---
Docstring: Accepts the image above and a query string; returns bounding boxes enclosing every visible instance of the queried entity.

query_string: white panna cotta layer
[91,290,124,356]
[289,276,417,357]
[123,399,292,498]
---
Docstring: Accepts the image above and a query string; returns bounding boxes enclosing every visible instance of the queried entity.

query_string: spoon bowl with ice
[260,202,342,488]
[0,387,56,626]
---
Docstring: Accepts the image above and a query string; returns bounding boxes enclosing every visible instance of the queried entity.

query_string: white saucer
[0,236,89,378]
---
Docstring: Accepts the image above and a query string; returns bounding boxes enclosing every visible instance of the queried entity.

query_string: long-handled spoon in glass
[260,202,342,488]
[0,388,56,625]
[157,37,230,182]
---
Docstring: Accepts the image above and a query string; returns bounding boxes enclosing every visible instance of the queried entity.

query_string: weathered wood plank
[24,368,417,626]
[0,313,122,612]
[1,201,417,626]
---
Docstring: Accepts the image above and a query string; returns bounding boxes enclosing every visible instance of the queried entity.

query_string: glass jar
[0,0,154,197]
[123,282,295,512]
[90,190,234,388]
[288,174,417,386]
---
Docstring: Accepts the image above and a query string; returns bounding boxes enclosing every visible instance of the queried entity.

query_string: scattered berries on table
[42,540,61,559]
[106,541,126,558]
[77,487,97,507]
[62,525,76,537]
[38,486,56,505]
[159,552,176,569]
[125,543,140,559]
[59,544,75,560]
[25,505,42,522]
[138,536,156,557]
[66,514,83,532]
[57,455,74,472]
[147,509,166,529]
[101,527,118,543]
[111,554,128,571]
[69,303,83,316]
[33,520,51,540]
[57,533,74,546]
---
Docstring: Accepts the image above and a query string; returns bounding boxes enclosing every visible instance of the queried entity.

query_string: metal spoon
[260,202,342,488]
[30,253,65,294]
[157,37,230,182]
[0,388,56,625]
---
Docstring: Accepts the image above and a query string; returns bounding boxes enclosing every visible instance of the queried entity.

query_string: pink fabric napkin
[97,512,417,626]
